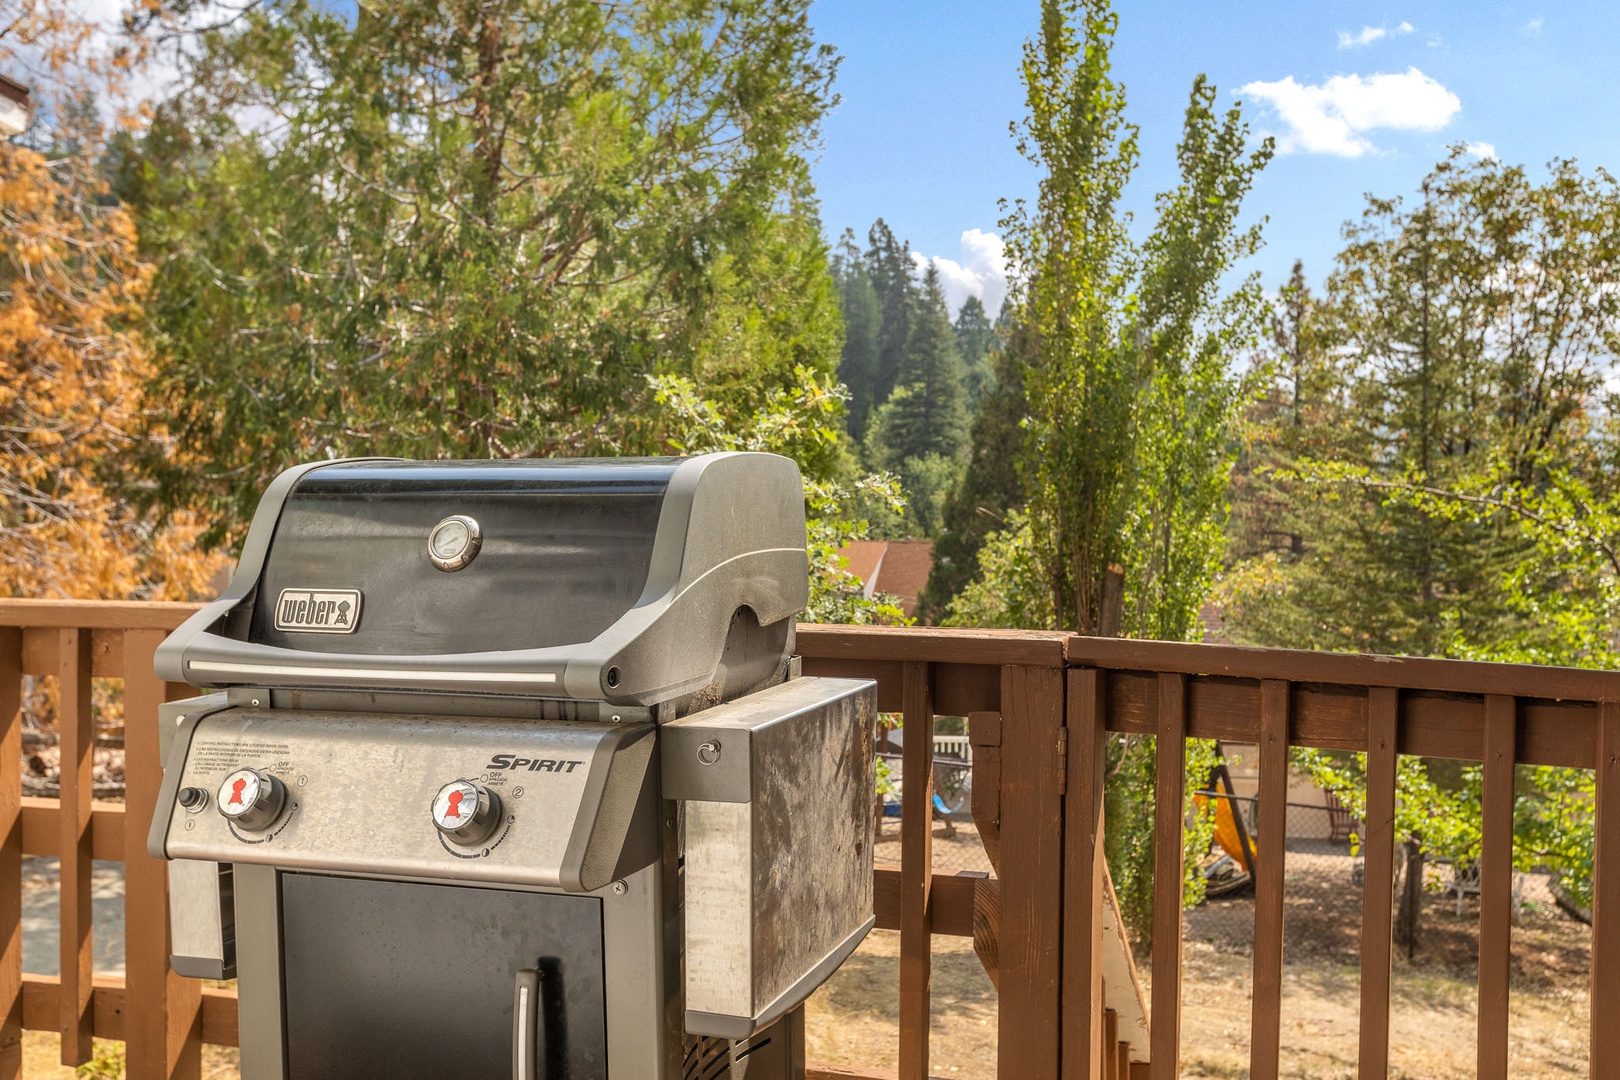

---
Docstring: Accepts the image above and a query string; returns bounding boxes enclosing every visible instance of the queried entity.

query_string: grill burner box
[148,454,876,1080]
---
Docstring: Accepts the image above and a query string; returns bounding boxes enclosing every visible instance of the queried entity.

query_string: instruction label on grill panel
[162,709,652,892]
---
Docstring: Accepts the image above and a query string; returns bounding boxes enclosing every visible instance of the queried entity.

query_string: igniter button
[177,786,209,813]
[432,779,502,846]
[217,768,287,832]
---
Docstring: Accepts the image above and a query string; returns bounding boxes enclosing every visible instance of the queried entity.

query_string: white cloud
[1337,21,1415,49]
[1522,16,1544,34]
[1239,67,1462,157]
[911,229,1010,318]
[1465,141,1498,160]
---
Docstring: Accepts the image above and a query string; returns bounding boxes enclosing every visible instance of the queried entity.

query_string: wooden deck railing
[0,600,1615,1079]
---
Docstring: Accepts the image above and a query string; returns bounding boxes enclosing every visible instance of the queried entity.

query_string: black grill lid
[155,453,808,706]
[248,459,676,655]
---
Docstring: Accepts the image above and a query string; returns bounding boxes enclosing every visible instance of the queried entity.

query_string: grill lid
[156,453,808,706]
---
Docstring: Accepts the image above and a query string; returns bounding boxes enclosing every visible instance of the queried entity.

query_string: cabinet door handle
[513,968,540,1080]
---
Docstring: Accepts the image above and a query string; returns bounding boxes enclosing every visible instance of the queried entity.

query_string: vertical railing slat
[898,661,934,1080]
[1102,1008,1119,1080]
[1357,686,1399,1080]
[1064,668,1108,1080]
[998,664,1065,1080]
[1478,695,1516,1080]
[57,628,93,1065]
[0,628,21,1079]
[1249,679,1290,1080]
[1593,702,1620,1079]
[1151,672,1187,1080]
[124,629,202,1079]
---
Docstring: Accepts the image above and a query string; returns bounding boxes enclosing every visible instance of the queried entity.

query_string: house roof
[836,539,935,621]
[0,75,29,108]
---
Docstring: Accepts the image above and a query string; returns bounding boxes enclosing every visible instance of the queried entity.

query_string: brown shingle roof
[835,539,935,621]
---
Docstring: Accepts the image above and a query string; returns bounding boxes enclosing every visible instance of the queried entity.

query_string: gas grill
[146,453,876,1080]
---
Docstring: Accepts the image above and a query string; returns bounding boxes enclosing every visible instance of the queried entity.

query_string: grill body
[148,454,875,1080]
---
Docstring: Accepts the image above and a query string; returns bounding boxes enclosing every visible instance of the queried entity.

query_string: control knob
[217,768,287,831]
[432,780,502,846]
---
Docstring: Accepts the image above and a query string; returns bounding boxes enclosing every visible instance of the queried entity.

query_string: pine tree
[879,265,968,465]
[866,219,916,409]
[953,295,995,408]
[919,308,1030,621]
[832,229,881,438]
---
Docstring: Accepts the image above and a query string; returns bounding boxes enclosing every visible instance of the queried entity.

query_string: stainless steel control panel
[152,708,655,892]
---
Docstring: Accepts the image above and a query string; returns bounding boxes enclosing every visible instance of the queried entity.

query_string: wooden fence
[0,600,1615,1079]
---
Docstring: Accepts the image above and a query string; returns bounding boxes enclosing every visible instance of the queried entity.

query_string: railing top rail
[798,624,1070,668]
[0,598,202,630]
[1067,634,1620,704]
[4,600,1616,703]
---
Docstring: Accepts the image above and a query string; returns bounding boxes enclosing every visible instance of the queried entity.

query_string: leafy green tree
[127,0,842,543]
[1221,151,1620,658]
[1219,150,1620,936]
[951,0,1271,943]
[999,0,1270,640]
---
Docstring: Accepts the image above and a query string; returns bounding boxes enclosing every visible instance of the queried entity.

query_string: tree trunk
[1394,839,1424,959]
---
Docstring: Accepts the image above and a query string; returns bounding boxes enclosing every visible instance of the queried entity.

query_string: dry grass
[805,929,997,1076]
[20,1033,239,1079]
[1171,942,1590,1079]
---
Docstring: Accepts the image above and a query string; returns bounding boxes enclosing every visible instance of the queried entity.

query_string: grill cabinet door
[280,874,606,1079]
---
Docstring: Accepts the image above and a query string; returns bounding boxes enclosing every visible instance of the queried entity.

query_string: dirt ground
[19,1034,239,1079]
[1169,844,1593,1079]
[805,929,998,1076]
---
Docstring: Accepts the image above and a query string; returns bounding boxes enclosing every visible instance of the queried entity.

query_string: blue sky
[808,1,1614,314]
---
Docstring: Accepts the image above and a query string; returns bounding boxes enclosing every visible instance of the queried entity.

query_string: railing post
[0,628,20,1079]
[898,661,934,1080]
[1150,673,1186,1080]
[1063,668,1107,1080]
[124,629,203,1079]
[1357,687,1399,1080]
[1595,702,1620,1080]
[998,663,1065,1080]
[1249,679,1290,1080]
[1478,695,1516,1080]
[57,627,93,1066]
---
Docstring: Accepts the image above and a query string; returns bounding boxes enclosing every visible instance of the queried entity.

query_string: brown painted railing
[0,600,1615,1079]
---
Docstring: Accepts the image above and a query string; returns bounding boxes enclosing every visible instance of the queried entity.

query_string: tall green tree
[953,295,995,408]
[859,265,970,540]
[920,311,1030,621]
[832,229,881,439]
[127,0,842,542]
[871,264,967,465]
[996,0,1271,638]
[1219,151,1620,929]
[946,0,1271,942]
[865,218,916,411]
[1221,151,1620,659]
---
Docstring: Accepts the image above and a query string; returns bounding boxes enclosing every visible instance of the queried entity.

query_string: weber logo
[274,589,362,634]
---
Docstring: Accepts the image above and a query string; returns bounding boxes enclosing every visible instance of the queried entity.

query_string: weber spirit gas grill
[147,453,876,1080]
